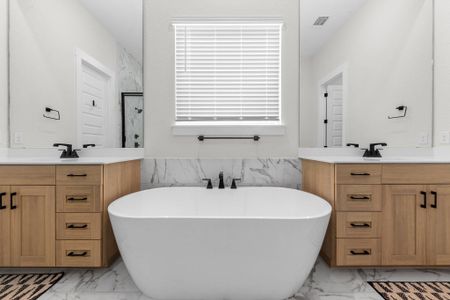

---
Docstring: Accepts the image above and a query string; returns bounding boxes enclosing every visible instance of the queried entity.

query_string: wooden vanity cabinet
[0,160,140,268]
[302,161,450,268]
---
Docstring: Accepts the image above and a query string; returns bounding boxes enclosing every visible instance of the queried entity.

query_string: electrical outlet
[14,132,23,145]
[439,131,450,145]
[417,132,429,146]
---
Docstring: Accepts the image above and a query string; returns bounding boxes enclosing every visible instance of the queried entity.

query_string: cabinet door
[0,186,10,266]
[382,185,427,266]
[10,186,55,266]
[427,185,450,265]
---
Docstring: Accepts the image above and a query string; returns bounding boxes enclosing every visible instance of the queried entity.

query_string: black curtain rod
[198,135,260,141]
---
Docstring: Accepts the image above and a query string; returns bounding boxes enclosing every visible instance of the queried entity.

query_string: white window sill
[172,122,286,136]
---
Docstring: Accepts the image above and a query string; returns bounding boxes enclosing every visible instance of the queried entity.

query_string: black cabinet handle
[349,195,370,201]
[431,191,437,208]
[67,197,88,202]
[350,250,371,256]
[0,192,6,210]
[350,172,370,176]
[67,174,87,177]
[67,224,88,229]
[10,192,17,210]
[67,251,88,257]
[420,191,427,208]
[350,222,371,228]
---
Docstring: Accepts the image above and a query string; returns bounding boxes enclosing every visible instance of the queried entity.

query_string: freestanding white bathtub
[109,187,331,300]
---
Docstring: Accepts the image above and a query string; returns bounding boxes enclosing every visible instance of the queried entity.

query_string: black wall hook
[388,105,407,119]
[43,107,61,120]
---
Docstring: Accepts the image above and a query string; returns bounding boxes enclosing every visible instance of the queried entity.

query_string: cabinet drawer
[336,164,381,184]
[0,166,55,185]
[56,166,102,185]
[56,240,101,267]
[56,213,101,240]
[336,185,382,211]
[382,164,450,184]
[337,212,381,238]
[56,186,101,212]
[336,239,380,266]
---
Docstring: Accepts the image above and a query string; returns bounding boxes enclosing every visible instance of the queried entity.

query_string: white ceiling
[79,0,143,63]
[300,0,369,57]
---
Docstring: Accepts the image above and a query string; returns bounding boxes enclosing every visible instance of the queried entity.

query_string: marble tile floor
[1,257,450,300]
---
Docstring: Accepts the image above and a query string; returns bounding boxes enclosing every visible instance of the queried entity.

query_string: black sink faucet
[218,172,225,189]
[53,143,80,158]
[363,143,387,158]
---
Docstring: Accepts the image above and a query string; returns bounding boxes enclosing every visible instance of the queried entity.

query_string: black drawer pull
[349,195,370,201]
[350,172,370,176]
[67,174,87,177]
[67,251,88,257]
[0,192,6,210]
[67,197,88,202]
[67,224,88,229]
[420,191,427,208]
[10,192,17,210]
[350,250,371,256]
[431,191,437,208]
[350,222,371,228]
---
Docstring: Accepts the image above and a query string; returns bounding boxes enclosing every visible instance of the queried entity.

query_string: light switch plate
[14,132,23,145]
[439,131,450,145]
[417,132,429,146]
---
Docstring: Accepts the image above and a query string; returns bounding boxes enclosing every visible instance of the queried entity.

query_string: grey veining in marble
[118,46,143,93]
[7,256,450,299]
[141,158,302,189]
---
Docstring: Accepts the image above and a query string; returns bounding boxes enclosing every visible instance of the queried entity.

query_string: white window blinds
[174,22,282,122]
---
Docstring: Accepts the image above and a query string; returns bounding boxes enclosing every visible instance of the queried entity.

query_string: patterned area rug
[368,281,450,300]
[0,273,64,300]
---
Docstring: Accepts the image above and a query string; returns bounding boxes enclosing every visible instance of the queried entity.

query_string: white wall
[300,0,433,148]
[9,0,122,148]
[299,56,317,147]
[144,0,299,158]
[0,0,8,148]
[434,0,450,146]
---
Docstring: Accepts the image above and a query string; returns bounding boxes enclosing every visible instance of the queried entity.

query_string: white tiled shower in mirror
[9,0,143,149]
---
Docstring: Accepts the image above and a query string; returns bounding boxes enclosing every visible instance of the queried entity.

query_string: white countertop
[298,147,450,164]
[0,148,144,165]
[0,157,143,165]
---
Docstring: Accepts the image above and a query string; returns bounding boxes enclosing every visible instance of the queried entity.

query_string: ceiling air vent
[313,16,329,26]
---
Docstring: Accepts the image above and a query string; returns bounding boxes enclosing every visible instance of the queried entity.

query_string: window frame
[172,19,284,135]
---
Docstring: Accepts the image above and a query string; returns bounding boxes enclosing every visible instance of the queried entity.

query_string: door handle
[67,174,87,177]
[431,191,437,208]
[10,192,17,210]
[350,172,370,176]
[0,192,6,210]
[420,191,427,208]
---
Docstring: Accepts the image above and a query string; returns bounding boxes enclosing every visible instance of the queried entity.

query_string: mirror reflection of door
[121,92,144,148]
[321,73,344,148]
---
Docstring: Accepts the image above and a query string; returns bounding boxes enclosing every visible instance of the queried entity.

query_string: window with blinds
[174,22,282,122]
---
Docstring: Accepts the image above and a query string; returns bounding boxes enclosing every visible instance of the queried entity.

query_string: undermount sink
[363,157,408,162]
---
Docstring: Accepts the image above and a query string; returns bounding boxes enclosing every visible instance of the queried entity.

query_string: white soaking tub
[109,187,331,300]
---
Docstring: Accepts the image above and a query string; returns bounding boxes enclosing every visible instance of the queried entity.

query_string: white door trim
[75,48,116,148]
[317,63,348,148]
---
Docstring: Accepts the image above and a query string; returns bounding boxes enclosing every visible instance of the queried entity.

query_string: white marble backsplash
[141,158,302,190]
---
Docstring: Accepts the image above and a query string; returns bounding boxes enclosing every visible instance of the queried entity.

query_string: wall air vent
[313,16,329,26]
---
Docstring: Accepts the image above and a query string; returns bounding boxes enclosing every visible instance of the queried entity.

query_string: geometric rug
[0,273,64,300]
[368,281,450,300]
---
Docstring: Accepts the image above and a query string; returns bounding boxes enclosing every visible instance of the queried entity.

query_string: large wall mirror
[300,0,433,148]
[9,0,143,148]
